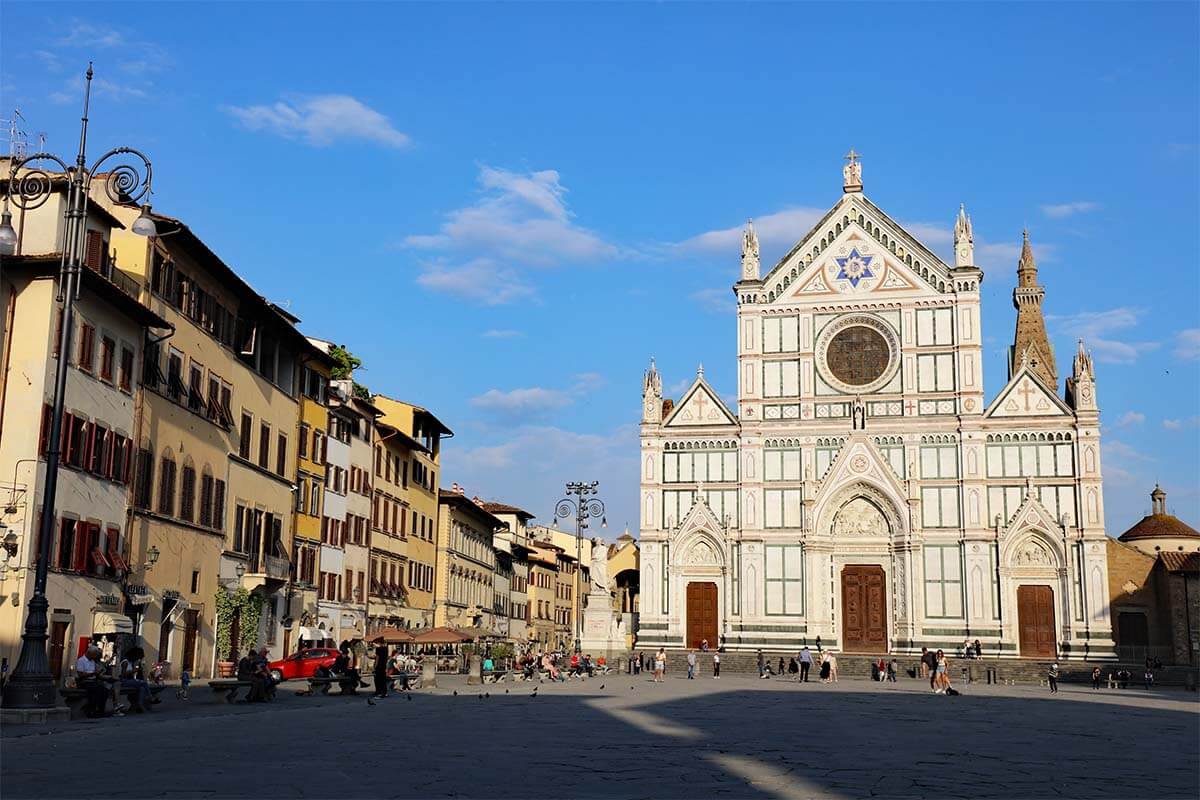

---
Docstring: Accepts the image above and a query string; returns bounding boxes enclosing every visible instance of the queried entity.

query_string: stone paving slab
[1,674,1196,799]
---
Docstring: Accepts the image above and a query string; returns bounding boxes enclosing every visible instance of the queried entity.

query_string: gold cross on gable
[692,390,709,419]
[845,148,860,164]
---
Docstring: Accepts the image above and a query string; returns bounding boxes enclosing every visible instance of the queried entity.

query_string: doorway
[1017,585,1056,658]
[49,621,70,683]
[685,582,718,649]
[841,565,887,653]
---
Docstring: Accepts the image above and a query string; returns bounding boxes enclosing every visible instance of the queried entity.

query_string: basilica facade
[637,155,1115,660]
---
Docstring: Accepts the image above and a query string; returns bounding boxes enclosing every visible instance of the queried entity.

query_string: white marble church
[637,154,1115,660]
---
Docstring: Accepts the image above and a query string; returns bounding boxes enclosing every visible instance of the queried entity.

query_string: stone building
[638,155,1114,660]
[1107,486,1199,665]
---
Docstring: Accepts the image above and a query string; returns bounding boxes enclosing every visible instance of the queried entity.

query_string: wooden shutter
[85,230,104,270]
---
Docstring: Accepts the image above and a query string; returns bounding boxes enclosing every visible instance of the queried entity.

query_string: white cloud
[414,258,535,306]
[1041,201,1101,219]
[404,166,619,265]
[482,329,523,339]
[1113,411,1145,428]
[470,387,573,415]
[1173,328,1200,361]
[674,207,825,261]
[223,95,410,148]
[1047,307,1160,364]
[57,21,126,48]
[902,222,954,246]
[690,287,734,313]
[50,74,149,104]
[1101,439,1156,485]
[468,374,606,419]
[1163,417,1200,431]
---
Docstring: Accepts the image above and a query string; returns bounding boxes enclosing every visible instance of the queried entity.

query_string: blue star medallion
[834,248,874,287]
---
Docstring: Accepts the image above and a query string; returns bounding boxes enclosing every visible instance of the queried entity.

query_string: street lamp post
[0,65,156,709]
[555,481,605,654]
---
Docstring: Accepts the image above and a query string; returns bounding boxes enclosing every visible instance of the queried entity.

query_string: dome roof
[1118,486,1200,543]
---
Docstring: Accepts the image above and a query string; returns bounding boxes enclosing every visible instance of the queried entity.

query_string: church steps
[650,650,1198,687]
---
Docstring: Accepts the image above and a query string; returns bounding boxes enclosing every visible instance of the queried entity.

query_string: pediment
[812,435,908,532]
[761,195,952,305]
[672,495,727,555]
[664,375,738,428]
[985,365,1071,419]
[1005,487,1062,532]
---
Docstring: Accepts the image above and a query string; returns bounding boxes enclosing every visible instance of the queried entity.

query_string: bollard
[422,659,437,689]
[987,667,997,685]
[467,654,482,686]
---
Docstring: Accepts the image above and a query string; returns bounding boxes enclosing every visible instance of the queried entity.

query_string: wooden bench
[307,675,368,695]
[208,679,253,703]
[61,684,164,718]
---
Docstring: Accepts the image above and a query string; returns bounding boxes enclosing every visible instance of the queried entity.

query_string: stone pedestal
[580,592,627,661]
[0,706,71,725]
[421,660,437,689]
[467,654,482,685]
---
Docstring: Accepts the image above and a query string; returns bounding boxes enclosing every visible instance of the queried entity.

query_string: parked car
[268,648,340,682]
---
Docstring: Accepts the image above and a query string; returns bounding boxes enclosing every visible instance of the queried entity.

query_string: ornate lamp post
[555,481,605,654]
[1,65,157,709]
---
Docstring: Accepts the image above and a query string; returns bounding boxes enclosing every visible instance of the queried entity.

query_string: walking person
[1091,666,1101,690]
[756,649,765,679]
[933,649,948,694]
[1047,662,1059,694]
[828,653,839,683]
[799,646,812,682]
[819,652,832,683]
[923,648,938,691]
[686,650,696,679]
[887,658,898,683]
[372,643,390,698]
[919,647,930,680]
[713,652,721,679]
[654,648,666,682]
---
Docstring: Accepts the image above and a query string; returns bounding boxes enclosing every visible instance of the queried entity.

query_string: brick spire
[1010,229,1057,387]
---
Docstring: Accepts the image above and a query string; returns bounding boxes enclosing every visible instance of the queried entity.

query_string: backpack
[946,687,960,696]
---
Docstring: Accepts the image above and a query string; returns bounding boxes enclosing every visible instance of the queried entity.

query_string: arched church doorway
[685,582,718,649]
[841,566,887,653]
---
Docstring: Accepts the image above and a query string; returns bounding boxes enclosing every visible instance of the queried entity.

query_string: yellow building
[290,343,334,648]
[434,488,501,630]
[367,420,419,630]
[103,207,323,673]
[372,395,450,627]
[526,541,561,650]
[607,528,641,649]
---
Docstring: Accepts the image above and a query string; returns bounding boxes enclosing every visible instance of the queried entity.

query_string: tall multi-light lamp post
[555,481,605,653]
[0,65,158,709]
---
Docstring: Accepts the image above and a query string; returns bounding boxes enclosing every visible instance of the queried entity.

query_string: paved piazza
[2,674,1197,799]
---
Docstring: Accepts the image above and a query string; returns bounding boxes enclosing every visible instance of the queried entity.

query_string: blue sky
[2,2,1197,537]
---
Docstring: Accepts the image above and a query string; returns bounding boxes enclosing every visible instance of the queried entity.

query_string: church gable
[985,365,1072,419]
[762,196,953,305]
[813,435,907,517]
[663,373,738,428]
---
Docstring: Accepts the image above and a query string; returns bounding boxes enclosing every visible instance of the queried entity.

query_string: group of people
[234,647,278,703]
[756,647,839,683]
[512,650,609,682]
[73,644,161,718]
[919,647,956,694]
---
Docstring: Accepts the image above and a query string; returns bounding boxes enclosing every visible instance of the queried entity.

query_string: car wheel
[271,669,283,682]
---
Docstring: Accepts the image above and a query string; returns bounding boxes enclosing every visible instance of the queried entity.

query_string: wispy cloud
[1173,328,1200,361]
[57,21,127,48]
[414,258,535,306]
[1102,439,1156,485]
[45,21,168,103]
[482,329,523,339]
[405,166,620,264]
[1041,201,1101,219]
[1163,417,1200,431]
[1047,307,1160,364]
[674,207,824,262]
[469,374,606,420]
[223,94,411,148]
[1113,410,1145,428]
[690,287,734,313]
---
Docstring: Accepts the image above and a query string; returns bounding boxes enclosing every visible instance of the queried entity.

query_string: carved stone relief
[1012,538,1052,567]
[833,497,888,537]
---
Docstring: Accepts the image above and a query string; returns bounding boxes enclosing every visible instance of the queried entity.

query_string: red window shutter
[85,230,104,270]
[73,523,92,572]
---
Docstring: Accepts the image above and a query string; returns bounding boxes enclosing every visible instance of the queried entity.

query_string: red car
[268,647,340,682]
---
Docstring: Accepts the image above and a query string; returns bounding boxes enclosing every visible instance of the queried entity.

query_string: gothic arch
[1003,529,1062,570]
[816,480,906,539]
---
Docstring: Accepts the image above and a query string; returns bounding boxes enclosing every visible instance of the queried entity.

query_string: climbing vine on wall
[215,587,266,659]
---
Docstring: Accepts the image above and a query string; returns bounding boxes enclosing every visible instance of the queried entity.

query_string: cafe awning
[411,626,471,645]
[93,612,134,635]
[367,627,414,644]
[297,626,333,643]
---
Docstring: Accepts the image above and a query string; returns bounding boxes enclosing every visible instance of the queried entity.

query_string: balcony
[241,553,290,591]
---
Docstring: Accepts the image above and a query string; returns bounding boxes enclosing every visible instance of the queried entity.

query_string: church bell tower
[642,358,663,424]
[1010,229,1058,388]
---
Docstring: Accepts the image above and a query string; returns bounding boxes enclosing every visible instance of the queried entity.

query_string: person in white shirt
[76,645,117,718]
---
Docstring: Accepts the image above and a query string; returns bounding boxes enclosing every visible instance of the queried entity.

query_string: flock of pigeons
[366,681,626,707]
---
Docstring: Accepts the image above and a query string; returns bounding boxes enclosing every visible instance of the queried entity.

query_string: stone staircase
[655,649,1199,688]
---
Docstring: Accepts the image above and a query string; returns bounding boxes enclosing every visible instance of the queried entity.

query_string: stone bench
[308,675,369,695]
[60,684,163,718]
[482,670,509,684]
[207,679,253,703]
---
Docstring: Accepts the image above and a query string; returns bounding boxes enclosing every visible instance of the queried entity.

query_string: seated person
[236,649,267,702]
[482,656,495,674]
[76,645,115,718]
[119,646,157,712]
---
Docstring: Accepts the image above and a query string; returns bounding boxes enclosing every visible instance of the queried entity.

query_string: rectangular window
[919,445,959,479]
[276,433,287,476]
[239,413,253,460]
[118,347,134,393]
[99,337,115,382]
[917,354,955,392]
[730,542,741,616]
[78,324,95,373]
[89,425,109,475]
[134,447,154,509]
[921,486,960,528]
[924,544,963,618]
[198,473,214,527]
[213,479,226,532]
[916,308,953,346]
[158,456,176,516]
[299,423,309,459]
[764,488,803,528]
[56,518,78,571]
[764,449,802,482]
[179,465,196,522]
[661,544,669,614]
[166,349,185,402]
[764,544,804,615]
[258,423,271,470]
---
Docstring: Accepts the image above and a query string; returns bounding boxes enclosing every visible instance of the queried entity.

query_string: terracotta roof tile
[1158,552,1200,573]
[1117,514,1200,542]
